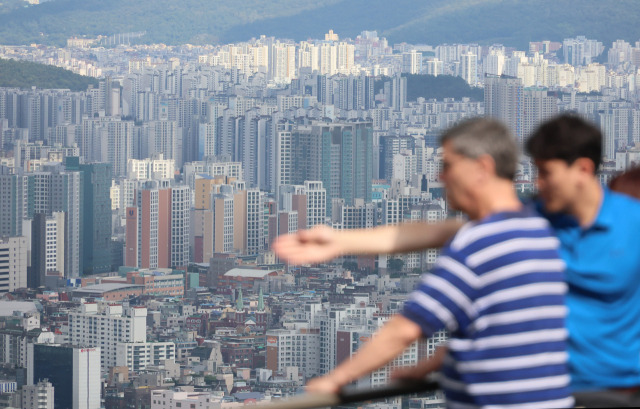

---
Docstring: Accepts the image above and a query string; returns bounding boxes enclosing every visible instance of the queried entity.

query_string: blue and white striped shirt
[402,209,573,409]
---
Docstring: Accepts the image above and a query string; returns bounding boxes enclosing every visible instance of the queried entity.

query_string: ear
[476,154,497,179]
[573,157,596,176]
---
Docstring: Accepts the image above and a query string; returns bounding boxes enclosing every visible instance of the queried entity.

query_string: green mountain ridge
[0,58,98,91]
[0,0,638,48]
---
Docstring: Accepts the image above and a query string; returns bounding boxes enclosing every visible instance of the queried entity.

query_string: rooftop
[73,283,144,294]
[223,268,278,278]
[0,301,38,317]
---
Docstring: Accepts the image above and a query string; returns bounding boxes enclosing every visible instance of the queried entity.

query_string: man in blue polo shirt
[275,119,574,408]
[525,115,640,407]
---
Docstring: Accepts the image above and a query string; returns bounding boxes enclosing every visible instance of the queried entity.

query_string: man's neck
[472,181,523,220]
[568,179,603,228]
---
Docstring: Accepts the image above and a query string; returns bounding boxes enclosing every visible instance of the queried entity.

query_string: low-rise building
[115,342,176,373]
[71,283,144,301]
[218,268,280,290]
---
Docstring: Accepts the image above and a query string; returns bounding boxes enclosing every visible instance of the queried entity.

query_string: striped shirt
[402,209,573,409]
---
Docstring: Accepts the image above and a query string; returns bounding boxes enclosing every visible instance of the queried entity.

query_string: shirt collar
[590,187,614,230]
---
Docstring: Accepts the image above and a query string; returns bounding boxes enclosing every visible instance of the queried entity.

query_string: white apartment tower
[127,154,175,180]
[44,212,65,275]
[68,303,147,372]
[115,342,176,373]
[402,50,422,74]
[304,181,326,228]
[275,130,292,191]
[266,326,321,379]
[198,123,216,159]
[104,120,134,178]
[0,237,28,293]
[461,52,478,86]
[171,185,191,268]
[246,189,265,254]
[148,120,181,167]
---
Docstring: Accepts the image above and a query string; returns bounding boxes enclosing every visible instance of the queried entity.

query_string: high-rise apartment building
[485,76,558,146]
[49,161,83,277]
[266,326,320,379]
[484,75,524,143]
[28,212,65,288]
[380,136,415,181]
[303,181,326,228]
[245,189,265,254]
[170,185,190,268]
[104,120,133,178]
[274,130,293,192]
[599,107,631,160]
[212,190,235,254]
[115,342,176,373]
[522,88,558,144]
[68,303,147,372]
[79,162,112,275]
[291,122,373,214]
[402,50,422,74]
[563,36,604,66]
[148,120,181,168]
[126,181,189,269]
[198,123,216,160]
[0,237,28,293]
[126,154,175,180]
[461,52,478,86]
[485,49,505,77]
[0,166,29,238]
[238,111,270,188]
[425,58,443,76]
[335,200,376,230]
[269,43,296,83]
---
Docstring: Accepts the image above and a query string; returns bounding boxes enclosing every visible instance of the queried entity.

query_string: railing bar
[340,380,439,404]
[253,393,341,409]
[252,380,439,409]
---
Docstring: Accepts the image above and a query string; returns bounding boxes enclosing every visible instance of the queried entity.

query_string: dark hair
[440,117,517,180]
[610,166,640,199]
[525,114,602,172]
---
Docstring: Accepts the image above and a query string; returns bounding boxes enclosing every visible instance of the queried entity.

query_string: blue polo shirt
[541,189,640,391]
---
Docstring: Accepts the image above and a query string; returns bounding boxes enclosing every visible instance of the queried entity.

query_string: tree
[342,261,358,271]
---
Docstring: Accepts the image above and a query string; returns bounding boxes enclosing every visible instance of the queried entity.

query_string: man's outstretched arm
[391,345,447,381]
[306,315,423,394]
[273,220,463,265]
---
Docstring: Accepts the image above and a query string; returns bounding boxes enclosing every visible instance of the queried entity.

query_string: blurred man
[275,119,573,409]
[367,115,640,408]
[526,115,640,407]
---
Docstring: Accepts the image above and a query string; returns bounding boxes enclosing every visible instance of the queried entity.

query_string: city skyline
[0,25,638,409]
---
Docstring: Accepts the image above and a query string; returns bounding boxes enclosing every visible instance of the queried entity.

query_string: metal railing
[254,379,439,409]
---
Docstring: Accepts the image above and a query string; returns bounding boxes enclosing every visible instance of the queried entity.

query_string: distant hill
[0,0,638,48]
[0,0,341,46]
[0,58,98,91]
[225,0,640,48]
